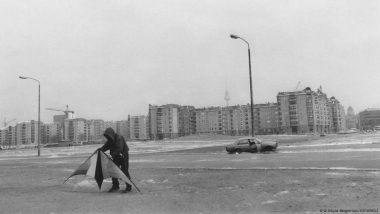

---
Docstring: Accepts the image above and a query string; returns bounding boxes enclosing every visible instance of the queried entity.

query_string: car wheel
[235,149,242,154]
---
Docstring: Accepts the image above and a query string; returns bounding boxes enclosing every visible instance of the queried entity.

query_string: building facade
[359,108,380,130]
[256,103,280,134]
[128,115,148,140]
[329,97,346,132]
[87,119,105,142]
[15,120,39,145]
[64,118,88,142]
[149,104,179,139]
[116,120,129,140]
[277,87,331,134]
[0,127,8,147]
[178,106,196,136]
[345,106,358,129]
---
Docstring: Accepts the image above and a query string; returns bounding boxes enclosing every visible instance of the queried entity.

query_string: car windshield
[234,138,262,144]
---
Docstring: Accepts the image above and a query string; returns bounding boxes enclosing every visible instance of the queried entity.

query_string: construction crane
[3,118,16,127]
[46,105,75,119]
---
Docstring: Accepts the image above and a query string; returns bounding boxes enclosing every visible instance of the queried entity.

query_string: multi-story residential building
[194,105,253,136]
[116,120,129,140]
[194,107,210,134]
[359,108,380,130]
[2,126,17,148]
[329,97,346,132]
[53,114,66,141]
[232,105,251,136]
[15,120,39,145]
[277,87,331,134]
[87,119,105,142]
[255,103,280,134]
[178,106,196,136]
[346,106,358,129]
[42,123,61,144]
[149,104,179,139]
[0,127,8,147]
[128,115,148,140]
[64,118,88,142]
[194,107,222,134]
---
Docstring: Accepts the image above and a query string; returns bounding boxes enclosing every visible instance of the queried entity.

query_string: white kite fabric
[64,150,131,189]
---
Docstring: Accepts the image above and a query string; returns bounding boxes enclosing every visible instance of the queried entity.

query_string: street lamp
[230,34,255,136]
[19,76,41,157]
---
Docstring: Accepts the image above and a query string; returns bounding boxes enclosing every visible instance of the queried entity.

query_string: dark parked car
[226,137,278,154]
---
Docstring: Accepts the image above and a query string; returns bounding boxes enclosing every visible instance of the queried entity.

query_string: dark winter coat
[100,128,129,158]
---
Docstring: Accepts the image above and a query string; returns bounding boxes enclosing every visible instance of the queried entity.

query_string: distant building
[277,87,331,134]
[116,120,129,140]
[178,106,196,136]
[53,114,67,141]
[128,115,148,140]
[194,107,222,134]
[255,103,280,134]
[329,97,346,132]
[345,106,358,129]
[5,126,16,148]
[15,120,39,145]
[359,108,380,130]
[64,118,88,142]
[148,104,179,139]
[0,128,7,147]
[87,119,105,141]
[40,123,61,144]
[194,105,253,136]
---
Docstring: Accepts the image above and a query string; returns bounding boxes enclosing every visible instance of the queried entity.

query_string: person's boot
[121,184,132,193]
[108,185,119,193]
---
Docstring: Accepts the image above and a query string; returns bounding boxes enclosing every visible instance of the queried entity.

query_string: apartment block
[87,119,105,142]
[178,106,196,136]
[194,105,252,135]
[42,123,62,144]
[116,120,129,140]
[149,104,179,139]
[359,108,380,130]
[64,118,88,142]
[329,97,346,132]
[128,115,148,140]
[0,128,7,147]
[15,120,39,145]
[345,106,358,129]
[255,103,280,134]
[277,87,331,134]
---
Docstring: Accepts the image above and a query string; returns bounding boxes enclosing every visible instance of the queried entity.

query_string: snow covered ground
[0,139,233,159]
[1,133,380,160]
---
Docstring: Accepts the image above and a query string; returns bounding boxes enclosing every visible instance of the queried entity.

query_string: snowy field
[0,139,234,160]
[1,133,380,160]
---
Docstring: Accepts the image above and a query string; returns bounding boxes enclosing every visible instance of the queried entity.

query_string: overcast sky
[1,0,379,124]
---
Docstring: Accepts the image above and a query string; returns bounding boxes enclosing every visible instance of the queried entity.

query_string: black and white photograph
[1,0,379,213]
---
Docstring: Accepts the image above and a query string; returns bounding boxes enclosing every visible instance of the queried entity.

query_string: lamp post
[230,34,255,137]
[19,76,41,157]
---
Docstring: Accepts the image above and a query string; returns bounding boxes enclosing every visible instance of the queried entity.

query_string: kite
[63,150,141,193]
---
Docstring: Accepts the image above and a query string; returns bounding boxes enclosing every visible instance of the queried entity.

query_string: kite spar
[64,150,141,194]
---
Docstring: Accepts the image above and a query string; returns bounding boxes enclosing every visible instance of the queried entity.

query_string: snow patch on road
[280,148,380,153]
[73,180,96,189]
[274,191,289,197]
[261,200,278,205]
[325,172,350,176]
[283,141,373,148]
